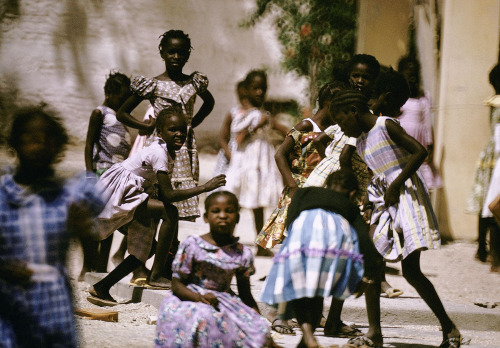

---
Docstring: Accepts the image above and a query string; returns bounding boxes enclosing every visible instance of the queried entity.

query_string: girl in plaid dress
[0,106,104,347]
[332,76,461,347]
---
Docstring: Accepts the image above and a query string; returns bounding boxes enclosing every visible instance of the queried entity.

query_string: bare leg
[95,234,113,273]
[79,236,99,281]
[291,297,323,348]
[476,215,489,262]
[149,204,178,288]
[254,207,273,257]
[401,250,460,340]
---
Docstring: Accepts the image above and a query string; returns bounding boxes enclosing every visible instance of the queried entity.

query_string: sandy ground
[2,146,500,347]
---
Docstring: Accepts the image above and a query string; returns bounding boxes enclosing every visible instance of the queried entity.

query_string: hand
[362,207,373,224]
[199,292,219,310]
[235,130,249,145]
[353,277,375,299]
[204,175,226,192]
[0,260,33,286]
[384,183,399,207]
[140,116,156,136]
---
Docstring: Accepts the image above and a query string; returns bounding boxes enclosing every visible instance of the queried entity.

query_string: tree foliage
[243,0,357,107]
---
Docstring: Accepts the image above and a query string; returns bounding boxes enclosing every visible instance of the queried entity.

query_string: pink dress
[398,93,442,190]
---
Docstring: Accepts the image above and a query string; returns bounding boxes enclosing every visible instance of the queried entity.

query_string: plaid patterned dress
[304,124,372,205]
[358,117,440,262]
[0,173,104,347]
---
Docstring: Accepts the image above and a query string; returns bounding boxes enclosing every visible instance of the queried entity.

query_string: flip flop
[271,319,296,335]
[324,322,363,338]
[384,287,404,298]
[87,295,119,307]
[143,282,171,290]
[129,277,147,287]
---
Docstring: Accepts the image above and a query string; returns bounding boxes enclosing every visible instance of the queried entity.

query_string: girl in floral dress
[117,29,215,221]
[154,191,277,348]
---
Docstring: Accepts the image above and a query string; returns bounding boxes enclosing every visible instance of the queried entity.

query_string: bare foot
[147,277,172,289]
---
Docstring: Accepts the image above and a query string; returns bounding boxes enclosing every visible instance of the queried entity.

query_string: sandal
[271,319,296,335]
[383,287,404,298]
[324,322,363,338]
[439,335,462,348]
[129,277,147,287]
[341,336,383,348]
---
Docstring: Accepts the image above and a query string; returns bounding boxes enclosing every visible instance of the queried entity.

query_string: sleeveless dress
[398,93,442,190]
[466,95,500,214]
[93,105,131,173]
[261,188,364,311]
[131,72,209,221]
[154,235,273,348]
[358,116,440,262]
[304,124,372,205]
[255,118,323,249]
[224,107,283,209]
[213,106,245,176]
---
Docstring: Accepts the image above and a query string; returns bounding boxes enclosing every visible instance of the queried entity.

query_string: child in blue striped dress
[331,78,461,348]
[261,169,379,348]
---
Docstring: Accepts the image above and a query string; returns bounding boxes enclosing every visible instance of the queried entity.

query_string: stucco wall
[0,0,307,147]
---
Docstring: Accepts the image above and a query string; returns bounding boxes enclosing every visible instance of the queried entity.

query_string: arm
[117,94,156,131]
[236,273,260,313]
[235,111,269,145]
[384,119,427,206]
[84,109,103,172]
[312,132,332,159]
[339,144,356,171]
[274,121,313,194]
[191,89,215,128]
[171,277,220,309]
[218,112,233,161]
[271,118,291,136]
[156,171,226,204]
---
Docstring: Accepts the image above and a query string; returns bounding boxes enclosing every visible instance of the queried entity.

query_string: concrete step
[84,272,500,332]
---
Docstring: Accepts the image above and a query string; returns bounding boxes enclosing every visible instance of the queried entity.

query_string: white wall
[0,0,307,146]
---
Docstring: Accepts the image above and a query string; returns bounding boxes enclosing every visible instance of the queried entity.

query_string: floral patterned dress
[154,235,272,348]
[466,96,500,214]
[255,120,323,249]
[131,72,209,220]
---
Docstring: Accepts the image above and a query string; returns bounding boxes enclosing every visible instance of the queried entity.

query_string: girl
[261,170,372,348]
[81,71,132,280]
[154,191,278,348]
[224,70,283,256]
[331,86,461,348]
[466,63,500,263]
[256,81,341,251]
[117,29,215,222]
[397,56,442,191]
[0,106,104,347]
[89,108,225,302]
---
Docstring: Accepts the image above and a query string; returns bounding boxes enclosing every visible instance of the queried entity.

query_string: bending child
[154,191,279,348]
[332,76,461,348]
[89,107,225,304]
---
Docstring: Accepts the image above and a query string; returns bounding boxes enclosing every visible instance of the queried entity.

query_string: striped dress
[304,124,372,205]
[358,116,440,262]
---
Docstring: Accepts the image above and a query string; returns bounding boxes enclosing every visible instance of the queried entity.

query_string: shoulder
[131,76,157,95]
[190,71,209,92]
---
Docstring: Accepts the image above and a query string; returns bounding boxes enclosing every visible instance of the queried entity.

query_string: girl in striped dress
[331,81,461,348]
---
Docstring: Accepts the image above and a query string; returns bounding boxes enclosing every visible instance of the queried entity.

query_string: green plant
[243,0,357,107]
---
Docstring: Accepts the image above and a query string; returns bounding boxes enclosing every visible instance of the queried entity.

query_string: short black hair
[347,54,380,78]
[243,69,267,88]
[317,81,349,109]
[397,55,421,73]
[158,30,192,55]
[329,89,370,114]
[325,169,358,194]
[489,63,500,88]
[104,71,131,96]
[155,106,185,132]
[204,191,240,212]
[373,68,410,109]
[8,104,68,157]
